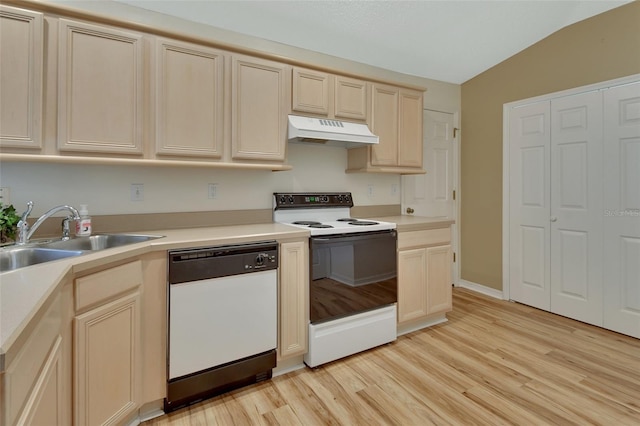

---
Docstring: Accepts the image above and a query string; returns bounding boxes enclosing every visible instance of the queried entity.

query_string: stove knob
[279,196,286,204]
[345,195,351,203]
[288,196,294,204]
[322,196,329,202]
[336,195,343,202]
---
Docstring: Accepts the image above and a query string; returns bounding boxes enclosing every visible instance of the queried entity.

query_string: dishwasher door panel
[169,269,277,380]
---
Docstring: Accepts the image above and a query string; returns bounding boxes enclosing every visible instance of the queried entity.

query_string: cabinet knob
[406,207,414,214]
[550,216,558,222]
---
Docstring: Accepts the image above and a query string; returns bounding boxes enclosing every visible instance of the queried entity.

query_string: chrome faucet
[16,201,81,245]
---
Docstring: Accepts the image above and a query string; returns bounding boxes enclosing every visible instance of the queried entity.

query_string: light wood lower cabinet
[74,261,143,425]
[397,227,452,325]
[0,283,73,426]
[278,239,309,359]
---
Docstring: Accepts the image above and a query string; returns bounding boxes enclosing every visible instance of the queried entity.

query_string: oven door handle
[311,230,397,244]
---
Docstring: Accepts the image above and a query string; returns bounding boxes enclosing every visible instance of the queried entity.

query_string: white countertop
[0,223,309,364]
[0,215,453,368]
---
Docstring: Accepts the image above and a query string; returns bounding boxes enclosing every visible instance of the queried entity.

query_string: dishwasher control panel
[168,241,278,284]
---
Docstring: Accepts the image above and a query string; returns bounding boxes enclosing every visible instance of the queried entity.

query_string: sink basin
[0,247,84,272]
[43,234,163,251]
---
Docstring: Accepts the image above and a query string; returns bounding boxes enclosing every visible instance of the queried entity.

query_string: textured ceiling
[115,0,631,84]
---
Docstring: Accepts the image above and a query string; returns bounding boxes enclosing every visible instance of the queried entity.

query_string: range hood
[287,115,379,148]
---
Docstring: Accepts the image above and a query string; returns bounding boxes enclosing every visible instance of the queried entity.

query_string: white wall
[0,144,399,216]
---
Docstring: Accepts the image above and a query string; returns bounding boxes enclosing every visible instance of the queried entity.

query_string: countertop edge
[0,223,309,369]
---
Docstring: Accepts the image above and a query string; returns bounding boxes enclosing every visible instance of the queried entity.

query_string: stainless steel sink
[0,234,164,272]
[0,247,85,272]
[42,234,163,251]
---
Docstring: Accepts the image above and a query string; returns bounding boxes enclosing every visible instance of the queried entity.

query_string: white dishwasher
[165,241,278,412]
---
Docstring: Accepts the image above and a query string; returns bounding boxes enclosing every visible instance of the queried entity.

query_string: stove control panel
[273,192,353,209]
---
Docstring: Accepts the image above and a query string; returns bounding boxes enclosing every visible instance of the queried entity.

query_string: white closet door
[603,81,640,338]
[509,101,551,310]
[550,91,604,326]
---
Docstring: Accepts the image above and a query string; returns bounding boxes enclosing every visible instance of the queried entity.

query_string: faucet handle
[19,201,34,222]
[16,201,34,245]
[61,216,73,241]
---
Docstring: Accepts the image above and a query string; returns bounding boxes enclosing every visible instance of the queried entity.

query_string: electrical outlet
[367,184,374,197]
[130,183,144,201]
[0,187,10,205]
[208,183,218,199]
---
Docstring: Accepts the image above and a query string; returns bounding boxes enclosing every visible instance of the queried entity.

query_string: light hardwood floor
[146,288,640,425]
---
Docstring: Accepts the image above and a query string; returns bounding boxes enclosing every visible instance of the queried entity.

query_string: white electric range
[273,192,398,367]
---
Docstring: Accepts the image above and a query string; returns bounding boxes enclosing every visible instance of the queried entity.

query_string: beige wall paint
[460,1,640,290]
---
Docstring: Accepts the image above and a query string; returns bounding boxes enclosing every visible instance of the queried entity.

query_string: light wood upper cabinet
[397,227,452,326]
[370,83,400,166]
[292,67,330,116]
[231,54,290,161]
[398,89,423,167]
[74,261,143,425]
[291,67,368,122]
[155,38,225,158]
[334,75,368,121]
[278,239,309,360]
[347,83,424,174]
[0,6,43,150]
[57,19,144,155]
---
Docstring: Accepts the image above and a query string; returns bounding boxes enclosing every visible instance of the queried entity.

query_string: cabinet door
[278,240,309,359]
[370,83,399,166]
[75,291,141,426]
[16,337,65,426]
[58,19,143,154]
[155,38,225,158]
[334,75,368,121]
[398,89,423,167]
[425,245,452,315]
[231,55,289,161]
[292,67,329,116]
[397,247,428,323]
[0,6,43,149]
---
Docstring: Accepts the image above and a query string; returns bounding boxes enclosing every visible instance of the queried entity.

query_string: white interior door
[509,101,551,310]
[603,81,640,338]
[403,109,454,218]
[549,91,603,326]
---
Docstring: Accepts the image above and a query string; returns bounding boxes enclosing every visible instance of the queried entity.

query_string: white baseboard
[456,279,505,300]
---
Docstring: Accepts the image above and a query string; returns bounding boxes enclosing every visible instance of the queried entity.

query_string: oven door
[310,230,397,323]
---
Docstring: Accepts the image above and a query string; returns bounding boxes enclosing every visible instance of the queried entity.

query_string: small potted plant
[0,203,20,244]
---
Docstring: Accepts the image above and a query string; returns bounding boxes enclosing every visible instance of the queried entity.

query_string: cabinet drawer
[75,260,143,311]
[398,228,451,250]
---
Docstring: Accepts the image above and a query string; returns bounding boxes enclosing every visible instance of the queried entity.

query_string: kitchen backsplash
[0,144,401,217]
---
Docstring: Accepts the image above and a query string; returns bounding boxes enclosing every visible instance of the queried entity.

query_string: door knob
[550,216,558,222]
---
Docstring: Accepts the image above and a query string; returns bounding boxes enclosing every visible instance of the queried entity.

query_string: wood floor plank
[145,288,640,425]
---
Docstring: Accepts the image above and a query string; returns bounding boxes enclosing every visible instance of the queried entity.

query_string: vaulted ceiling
[115,0,631,84]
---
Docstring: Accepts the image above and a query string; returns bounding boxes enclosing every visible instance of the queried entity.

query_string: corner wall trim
[455,279,505,300]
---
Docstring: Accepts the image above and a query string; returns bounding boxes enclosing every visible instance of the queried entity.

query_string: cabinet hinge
[453,252,456,262]
[453,190,456,201]
[453,127,459,139]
